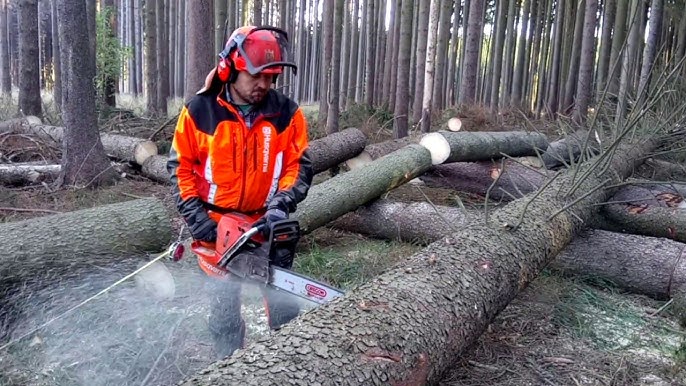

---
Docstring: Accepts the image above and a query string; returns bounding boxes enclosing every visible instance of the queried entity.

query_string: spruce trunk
[0,163,60,185]
[599,183,686,243]
[332,200,686,301]
[0,116,41,133]
[420,131,549,164]
[179,139,661,384]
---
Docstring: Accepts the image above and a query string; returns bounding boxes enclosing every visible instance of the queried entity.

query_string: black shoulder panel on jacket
[263,90,299,134]
[186,93,237,136]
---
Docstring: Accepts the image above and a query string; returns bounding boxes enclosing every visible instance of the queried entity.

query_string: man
[166,26,313,357]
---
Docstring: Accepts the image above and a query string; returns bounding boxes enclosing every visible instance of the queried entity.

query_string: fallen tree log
[419,159,547,201]
[634,158,686,181]
[599,183,686,243]
[0,163,61,185]
[0,116,42,133]
[0,198,172,269]
[307,127,367,173]
[181,133,662,384]
[295,144,434,233]
[540,129,600,169]
[419,130,549,164]
[139,128,368,183]
[16,123,158,166]
[332,200,686,301]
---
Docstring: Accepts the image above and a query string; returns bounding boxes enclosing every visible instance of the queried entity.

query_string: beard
[233,85,268,105]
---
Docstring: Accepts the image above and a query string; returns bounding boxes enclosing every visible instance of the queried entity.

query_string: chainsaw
[169,212,344,305]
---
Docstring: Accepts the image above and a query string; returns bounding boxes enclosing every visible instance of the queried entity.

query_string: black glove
[253,208,288,236]
[188,210,218,242]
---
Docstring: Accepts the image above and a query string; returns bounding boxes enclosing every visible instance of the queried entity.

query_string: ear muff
[217,57,231,83]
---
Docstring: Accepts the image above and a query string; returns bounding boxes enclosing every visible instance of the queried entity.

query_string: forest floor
[0,96,684,385]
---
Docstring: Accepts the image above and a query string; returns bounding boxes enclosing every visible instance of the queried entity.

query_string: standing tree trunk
[0,0,11,95]
[214,0,227,54]
[253,0,262,25]
[363,0,376,107]
[392,0,413,138]
[510,0,530,108]
[317,1,333,131]
[562,0,585,113]
[156,0,169,116]
[596,0,616,95]
[50,0,60,107]
[144,0,158,115]
[102,0,118,108]
[18,0,41,117]
[57,0,117,187]
[615,0,640,125]
[546,0,565,116]
[489,0,507,112]
[572,0,598,123]
[175,0,185,98]
[420,0,439,133]
[459,0,484,105]
[608,0,629,96]
[325,0,344,135]
[637,0,663,99]
[411,0,429,125]
[184,0,213,101]
[432,0,452,109]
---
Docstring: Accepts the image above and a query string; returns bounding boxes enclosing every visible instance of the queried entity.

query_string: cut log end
[419,133,451,165]
[25,116,42,126]
[446,117,462,132]
[344,151,374,171]
[133,141,159,165]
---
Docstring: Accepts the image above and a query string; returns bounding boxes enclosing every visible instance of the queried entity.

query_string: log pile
[180,133,666,384]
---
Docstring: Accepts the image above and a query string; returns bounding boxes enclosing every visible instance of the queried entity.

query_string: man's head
[217,26,296,84]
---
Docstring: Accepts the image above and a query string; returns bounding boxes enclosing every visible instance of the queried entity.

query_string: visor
[225,27,298,76]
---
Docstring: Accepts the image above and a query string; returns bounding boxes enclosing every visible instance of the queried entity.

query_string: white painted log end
[419,132,451,165]
[446,117,462,132]
[408,177,425,186]
[679,200,686,209]
[134,141,159,165]
[517,156,544,169]
[134,260,176,300]
[344,151,374,170]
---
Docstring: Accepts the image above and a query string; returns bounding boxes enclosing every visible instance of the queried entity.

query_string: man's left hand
[253,208,288,235]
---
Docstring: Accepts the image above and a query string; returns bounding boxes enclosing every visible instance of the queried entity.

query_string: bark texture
[0,163,60,185]
[419,160,546,201]
[180,136,660,384]
[541,130,600,169]
[331,199,686,301]
[600,183,686,243]
[141,154,169,183]
[422,131,549,164]
[0,198,173,281]
[0,116,41,133]
[633,158,686,181]
[295,144,434,234]
[307,127,367,174]
[13,123,158,165]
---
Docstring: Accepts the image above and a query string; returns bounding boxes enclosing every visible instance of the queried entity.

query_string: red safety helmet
[217,26,297,83]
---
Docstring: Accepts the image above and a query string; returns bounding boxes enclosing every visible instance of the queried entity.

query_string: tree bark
[0,197,173,297]
[184,0,212,102]
[599,183,686,243]
[392,0,413,138]
[295,144,433,234]
[144,0,158,115]
[419,159,546,201]
[572,0,598,123]
[1,0,12,95]
[331,200,686,302]
[0,163,60,185]
[633,158,686,181]
[15,123,158,165]
[179,129,663,386]
[458,0,484,105]
[540,130,600,169]
[18,0,41,117]
[419,130,549,164]
[0,115,41,133]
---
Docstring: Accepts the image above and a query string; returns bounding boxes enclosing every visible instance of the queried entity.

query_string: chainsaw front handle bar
[216,226,262,268]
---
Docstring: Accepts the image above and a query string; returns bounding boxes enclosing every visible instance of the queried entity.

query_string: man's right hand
[188,211,218,242]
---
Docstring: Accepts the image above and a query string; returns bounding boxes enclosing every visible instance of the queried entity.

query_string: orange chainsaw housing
[191,212,265,279]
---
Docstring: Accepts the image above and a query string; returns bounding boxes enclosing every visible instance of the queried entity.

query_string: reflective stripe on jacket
[166,86,313,221]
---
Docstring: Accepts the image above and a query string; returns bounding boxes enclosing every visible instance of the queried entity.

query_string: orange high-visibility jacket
[167,87,313,223]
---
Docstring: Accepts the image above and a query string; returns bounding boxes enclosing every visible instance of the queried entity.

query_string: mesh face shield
[224,27,298,76]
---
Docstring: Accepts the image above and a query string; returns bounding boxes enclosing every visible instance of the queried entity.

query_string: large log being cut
[0,198,173,278]
[140,127,368,183]
[332,200,686,301]
[599,183,686,243]
[14,122,158,166]
[180,133,663,384]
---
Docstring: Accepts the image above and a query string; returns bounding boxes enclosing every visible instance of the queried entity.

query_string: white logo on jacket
[262,126,271,173]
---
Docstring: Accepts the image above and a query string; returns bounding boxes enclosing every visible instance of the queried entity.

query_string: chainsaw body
[187,212,342,304]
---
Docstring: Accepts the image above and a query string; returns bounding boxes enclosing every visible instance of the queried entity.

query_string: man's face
[230,71,274,105]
